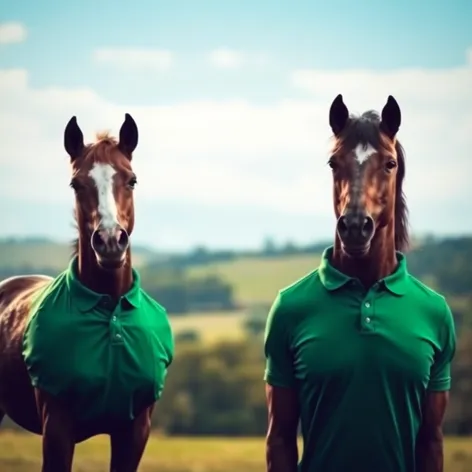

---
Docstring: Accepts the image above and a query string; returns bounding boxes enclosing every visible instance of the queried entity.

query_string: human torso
[285,272,444,472]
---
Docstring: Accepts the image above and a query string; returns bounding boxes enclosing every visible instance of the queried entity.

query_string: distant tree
[262,236,277,256]
[243,316,266,337]
[175,329,201,343]
[446,325,472,435]
[281,240,299,255]
[243,305,270,337]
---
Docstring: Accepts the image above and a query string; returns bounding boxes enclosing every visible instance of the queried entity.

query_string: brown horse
[328,94,409,286]
[0,114,158,471]
[264,96,452,471]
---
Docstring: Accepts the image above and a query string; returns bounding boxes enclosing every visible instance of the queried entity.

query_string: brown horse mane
[331,110,409,252]
[70,131,121,257]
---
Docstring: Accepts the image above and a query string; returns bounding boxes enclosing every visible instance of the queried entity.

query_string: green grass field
[0,240,152,270]
[0,241,321,308]
[188,254,321,305]
[0,241,73,271]
[175,254,321,340]
[1,432,471,472]
[171,310,247,342]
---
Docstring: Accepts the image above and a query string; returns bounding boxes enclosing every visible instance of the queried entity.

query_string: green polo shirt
[264,247,456,472]
[23,257,174,422]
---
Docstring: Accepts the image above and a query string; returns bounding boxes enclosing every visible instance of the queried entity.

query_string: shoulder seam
[405,274,446,301]
[279,268,320,296]
[140,290,167,312]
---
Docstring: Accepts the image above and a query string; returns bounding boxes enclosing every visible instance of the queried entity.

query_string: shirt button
[116,333,121,339]
[112,316,117,322]
[364,302,371,308]
[365,317,371,323]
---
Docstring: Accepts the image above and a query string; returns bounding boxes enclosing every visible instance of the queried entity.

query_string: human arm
[415,302,456,472]
[266,384,300,472]
[415,391,449,472]
[264,293,300,472]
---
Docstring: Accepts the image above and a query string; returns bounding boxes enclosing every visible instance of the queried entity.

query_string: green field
[0,241,321,307]
[0,241,73,271]
[171,310,247,342]
[0,240,153,270]
[188,254,321,305]
[1,432,471,472]
[171,254,323,341]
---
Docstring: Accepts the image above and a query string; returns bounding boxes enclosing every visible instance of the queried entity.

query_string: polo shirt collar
[318,247,352,291]
[65,256,142,311]
[382,252,408,296]
[318,246,409,295]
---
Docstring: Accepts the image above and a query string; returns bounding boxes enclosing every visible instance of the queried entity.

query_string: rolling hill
[0,237,159,270]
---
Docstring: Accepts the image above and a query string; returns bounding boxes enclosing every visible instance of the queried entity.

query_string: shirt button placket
[110,312,123,345]
[362,299,373,332]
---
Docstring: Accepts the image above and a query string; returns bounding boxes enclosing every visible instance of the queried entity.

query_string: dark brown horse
[0,114,156,471]
[265,95,450,471]
[327,94,409,286]
[325,95,449,468]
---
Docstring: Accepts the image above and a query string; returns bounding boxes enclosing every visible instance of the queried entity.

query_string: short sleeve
[163,312,175,368]
[153,311,174,400]
[428,301,456,392]
[263,292,296,388]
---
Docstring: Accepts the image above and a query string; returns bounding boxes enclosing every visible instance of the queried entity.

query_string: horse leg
[35,389,75,472]
[109,405,154,472]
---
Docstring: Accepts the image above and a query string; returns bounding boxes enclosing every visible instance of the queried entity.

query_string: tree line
[156,321,472,436]
[1,236,471,314]
[3,323,472,436]
[1,236,472,435]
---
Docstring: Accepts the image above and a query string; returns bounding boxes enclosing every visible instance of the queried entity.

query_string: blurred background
[1,0,471,471]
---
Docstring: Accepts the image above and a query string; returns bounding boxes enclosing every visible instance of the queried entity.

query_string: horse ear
[64,116,84,161]
[118,113,138,158]
[380,95,401,139]
[329,94,349,136]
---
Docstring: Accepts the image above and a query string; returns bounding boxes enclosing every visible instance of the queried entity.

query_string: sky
[0,0,471,251]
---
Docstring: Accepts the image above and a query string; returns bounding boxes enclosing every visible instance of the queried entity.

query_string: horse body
[0,114,171,471]
[0,275,49,434]
[0,275,107,440]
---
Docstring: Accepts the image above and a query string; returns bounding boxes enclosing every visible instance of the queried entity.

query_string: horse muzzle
[91,225,129,269]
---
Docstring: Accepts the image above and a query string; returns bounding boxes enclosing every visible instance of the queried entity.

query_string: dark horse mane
[333,110,409,252]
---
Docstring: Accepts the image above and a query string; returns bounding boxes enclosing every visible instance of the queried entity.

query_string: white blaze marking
[354,143,376,164]
[89,163,118,230]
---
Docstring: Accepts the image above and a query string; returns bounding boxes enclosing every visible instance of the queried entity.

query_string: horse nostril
[337,216,348,236]
[117,229,129,249]
[91,226,129,256]
[362,216,374,238]
[91,230,106,251]
[337,214,374,242]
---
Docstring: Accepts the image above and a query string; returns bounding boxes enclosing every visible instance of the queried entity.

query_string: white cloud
[208,48,245,69]
[0,22,27,44]
[93,48,173,70]
[0,54,471,229]
[207,48,270,69]
[291,67,472,107]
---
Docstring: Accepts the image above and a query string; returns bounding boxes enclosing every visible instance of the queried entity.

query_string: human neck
[76,235,133,301]
[332,225,398,290]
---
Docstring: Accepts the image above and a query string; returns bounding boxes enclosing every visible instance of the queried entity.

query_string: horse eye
[328,159,337,170]
[385,160,397,171]
[128,176,138,189]
[69,180,81,191]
